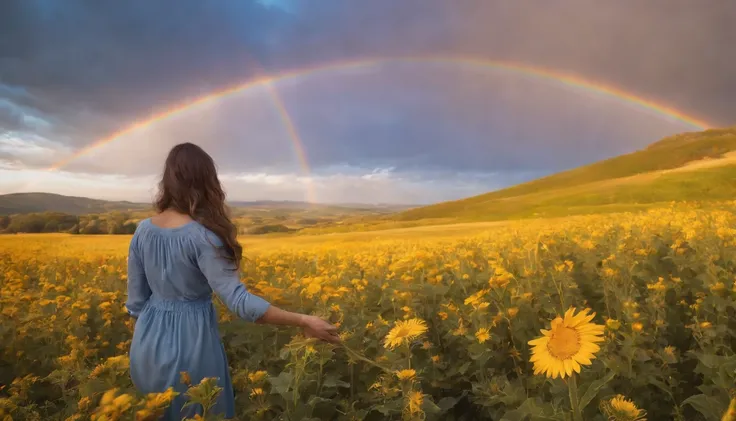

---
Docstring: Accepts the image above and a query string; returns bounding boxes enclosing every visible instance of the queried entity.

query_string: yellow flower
[606,319,621,331]
[406,391,424,416]
[437,311,448,320]
[632,322,643,332]
[464,289,488,307]
[475,328,491,344]
[452,318,468,336]
[248,370,268,383]
[711,282,726,293]
[722,398,736,421]
[395,369,417,381]
[135,409,156,421]
[383,318,428,349]
[100,389,118,406]
[112,394,134,410]
[601,394,647,421]
[142,387,178,409]
[250,388,265,398]
[507,307,519,318]
[700,321,713,329]
[78,396,92,412]
[528,307,605,379]
[92,389,134,421]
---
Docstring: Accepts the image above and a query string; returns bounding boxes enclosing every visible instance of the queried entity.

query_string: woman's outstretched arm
[255,305,340,343]
[196,232,339,343]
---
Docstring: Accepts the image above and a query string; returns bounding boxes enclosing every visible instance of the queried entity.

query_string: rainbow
[261,80,315,202]
[46,56,714,201]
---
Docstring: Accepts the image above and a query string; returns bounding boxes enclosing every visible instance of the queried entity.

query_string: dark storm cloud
[0,0,450,146]
[66,62,692,180]
[0,0,734,176]
[443,0,736,126]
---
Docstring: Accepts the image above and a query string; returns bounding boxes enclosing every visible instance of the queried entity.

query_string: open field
[2,206,736,420]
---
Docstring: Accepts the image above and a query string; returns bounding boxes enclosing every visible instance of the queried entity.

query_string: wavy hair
[155,143,241,269]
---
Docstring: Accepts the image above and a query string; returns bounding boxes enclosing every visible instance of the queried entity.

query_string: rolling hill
[0,193,150,215]
[393,127,736,222]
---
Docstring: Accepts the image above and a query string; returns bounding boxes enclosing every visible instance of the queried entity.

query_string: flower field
[2,206,736,421]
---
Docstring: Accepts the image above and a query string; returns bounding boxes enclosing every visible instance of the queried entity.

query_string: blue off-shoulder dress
[125,218,271,420]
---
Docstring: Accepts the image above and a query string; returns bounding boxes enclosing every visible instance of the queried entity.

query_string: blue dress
[125,218,271,420]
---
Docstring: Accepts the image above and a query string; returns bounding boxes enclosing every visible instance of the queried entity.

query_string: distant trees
[245,224,296,235]
[0,211,140,235]
[0,209,318,236]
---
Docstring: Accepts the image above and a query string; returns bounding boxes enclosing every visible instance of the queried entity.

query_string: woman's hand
[299,315,341,344]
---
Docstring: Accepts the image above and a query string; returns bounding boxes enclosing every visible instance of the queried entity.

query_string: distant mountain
[0,193,149,215]
[0,193,417,216]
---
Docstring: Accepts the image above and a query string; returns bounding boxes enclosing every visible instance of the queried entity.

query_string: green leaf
[694,352,722,369]
[437,397,459,412]
[458,361,472,374]
[500,398,541,421]
[421,396,442,415]
[307,396,332,406]
[500,408,531,421]
[578,371,616,411]
[682,394,725,421]
[647,378,674,397]
[269,372,293,395]
[322,374,351,389]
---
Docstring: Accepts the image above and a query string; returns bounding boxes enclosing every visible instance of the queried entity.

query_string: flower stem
[568,374,582,421]
[405,342,412,370]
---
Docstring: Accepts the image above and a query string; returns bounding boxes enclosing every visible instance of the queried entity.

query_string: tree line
[0,211,139,234]
[0,212,298,236]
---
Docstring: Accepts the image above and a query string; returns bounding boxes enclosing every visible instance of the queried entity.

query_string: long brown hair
[155,143,242,269]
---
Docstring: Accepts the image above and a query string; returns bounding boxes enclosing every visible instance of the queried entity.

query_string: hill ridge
[394,127,736,222]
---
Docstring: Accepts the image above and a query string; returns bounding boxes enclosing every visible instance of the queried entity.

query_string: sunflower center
[546,326,580,360]
[394,327,411,339]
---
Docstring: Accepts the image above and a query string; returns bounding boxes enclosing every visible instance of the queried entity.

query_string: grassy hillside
[394,127,736,222]
[0,193,149,215]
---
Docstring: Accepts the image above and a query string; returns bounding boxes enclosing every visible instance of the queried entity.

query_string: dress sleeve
[196,236,271,322]
[125,233,151,318]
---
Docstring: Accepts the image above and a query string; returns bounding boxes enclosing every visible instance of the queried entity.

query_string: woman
[126,142,339,419]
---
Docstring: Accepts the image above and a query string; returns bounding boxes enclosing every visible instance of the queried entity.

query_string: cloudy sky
[1,0,734,204]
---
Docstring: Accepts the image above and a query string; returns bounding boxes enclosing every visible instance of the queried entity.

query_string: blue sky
[0,0,733,204]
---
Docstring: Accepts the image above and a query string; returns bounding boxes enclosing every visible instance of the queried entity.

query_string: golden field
[2,205,736,421]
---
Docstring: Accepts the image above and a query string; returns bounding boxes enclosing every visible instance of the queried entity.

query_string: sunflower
[723,398,736,421]
[395,369,417,381]
[528,307,605,379]
[383,318,428,349]
[475,328,491,344]
[405,391,424,416]
[601,395,647,421]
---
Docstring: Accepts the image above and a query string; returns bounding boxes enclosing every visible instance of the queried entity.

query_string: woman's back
[130,218,217,302]
[127,217,270,321]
